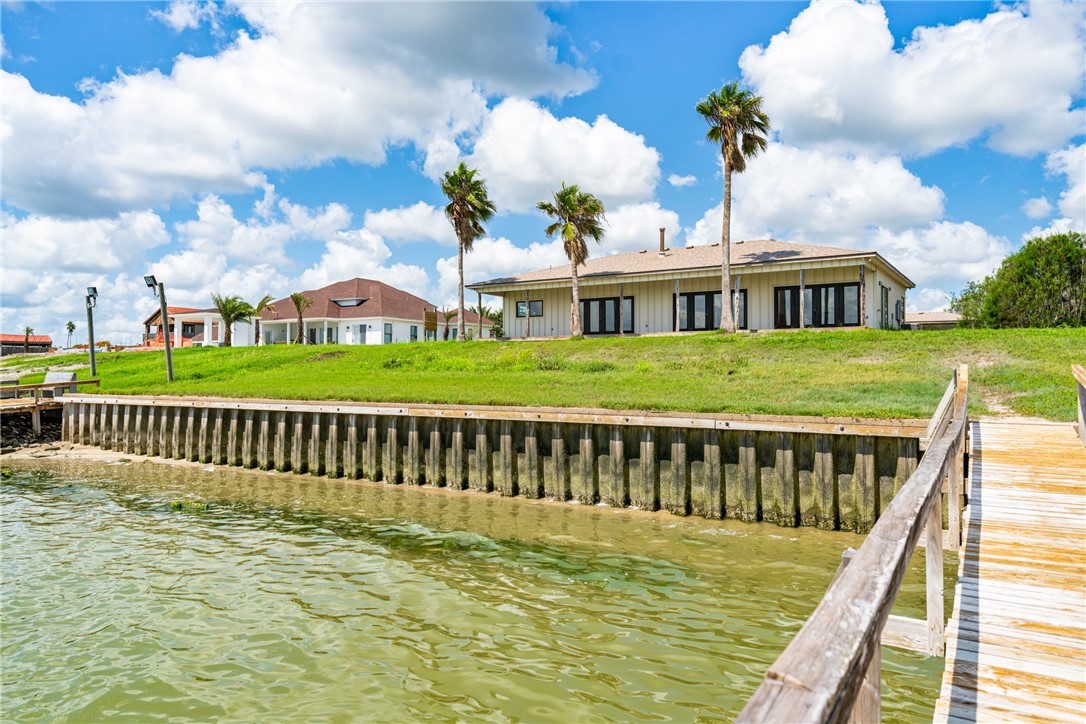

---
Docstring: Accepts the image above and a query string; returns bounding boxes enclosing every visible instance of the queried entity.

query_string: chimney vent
[658,227,666,256]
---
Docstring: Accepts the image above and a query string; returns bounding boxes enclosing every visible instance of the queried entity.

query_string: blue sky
[2,0,1083,346]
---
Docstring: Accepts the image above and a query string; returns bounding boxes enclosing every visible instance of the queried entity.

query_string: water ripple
[1,461,942,722]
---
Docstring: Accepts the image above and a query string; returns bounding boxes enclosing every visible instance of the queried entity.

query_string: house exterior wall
[260,317,492,345]
[493,262,908,337]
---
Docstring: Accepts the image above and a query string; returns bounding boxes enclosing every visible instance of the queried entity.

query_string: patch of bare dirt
[306,351,346,362]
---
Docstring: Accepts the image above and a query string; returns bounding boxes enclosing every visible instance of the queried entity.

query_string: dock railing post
[927,480,945,657]
[831,548,881,723]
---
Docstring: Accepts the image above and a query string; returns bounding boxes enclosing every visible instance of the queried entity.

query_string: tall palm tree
[470,302,494,339]
[696,81,770,333]
[290,292,312,344]
[66,321,76,347]
[538,183,606,338]
[250,294,275,346]
[441,162,496,342]
[211,294,254,348]
[23,326,33,353]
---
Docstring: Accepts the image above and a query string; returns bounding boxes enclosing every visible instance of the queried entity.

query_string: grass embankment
[3,329,1082,421]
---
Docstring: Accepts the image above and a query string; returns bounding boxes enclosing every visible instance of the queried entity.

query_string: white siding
[491,261,910,336]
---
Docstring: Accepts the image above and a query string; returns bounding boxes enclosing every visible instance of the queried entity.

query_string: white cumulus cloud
[363,202,456,246]
[464,98,661,213]
[1,2,595,217]
[668,174,697,188]
[740,0,1085,156]
[1022,197,1053,220]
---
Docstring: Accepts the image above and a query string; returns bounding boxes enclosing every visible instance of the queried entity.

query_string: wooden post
[674,280,681,332]
[734,274,742,330]
[198,408,211,462]
[325,413,341,478]
[799,269,806,329]
[618,283,625,336]
[830,548,881,723]
[404,416,421,484]
[477,290,483,340]
[522,421,541,498]
[497,420,516,496]
[256,410,270,469]
[310,412,325,476]
[859,265,867,327]
[425,418,444,486]
[525,290,530,338]
[926,489,945,656]
[292,411,307,473]
[447,418,465,489]
[344,414,359,479]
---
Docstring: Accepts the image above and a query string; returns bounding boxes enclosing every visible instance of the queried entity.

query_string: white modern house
[142,307,255,347]
[468,234,913,337]
[259,278,494,345]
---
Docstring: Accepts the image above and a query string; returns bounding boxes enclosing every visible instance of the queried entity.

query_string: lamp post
[85,287,98,377]
[144,275,174,382]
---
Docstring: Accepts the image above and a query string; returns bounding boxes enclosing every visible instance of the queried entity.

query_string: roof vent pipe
[658,227,666,256]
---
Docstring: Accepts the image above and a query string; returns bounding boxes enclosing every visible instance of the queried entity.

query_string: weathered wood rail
[738,365,969,722]
[0,379,101,434]
[57,395,926,532]
[1073,363,1085,447]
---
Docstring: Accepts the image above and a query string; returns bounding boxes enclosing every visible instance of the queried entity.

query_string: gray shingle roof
[469,239,879,287]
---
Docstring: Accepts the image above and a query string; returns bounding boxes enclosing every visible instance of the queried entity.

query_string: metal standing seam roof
[468,239,915,289]
[260,278,492,325]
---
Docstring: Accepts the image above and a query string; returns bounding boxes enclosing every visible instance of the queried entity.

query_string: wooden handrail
[738,365,968,723]
[921,369,957,448]
[1,379,101,394]
[1073,365,1085,448]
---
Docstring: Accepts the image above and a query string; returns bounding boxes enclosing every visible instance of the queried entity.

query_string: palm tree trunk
[720,153,736,334]
[295,314,304,344]
[223,321,232,347]
[457,237,466,341]
[254,319,261,346]
[570,261,582,337]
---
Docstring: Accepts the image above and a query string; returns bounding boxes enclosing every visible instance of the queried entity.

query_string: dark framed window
[410,325,418,342]
[383,323,392,344]
[775,282,861,329]
[579,296,634,335]
[674,290,746,331]
[515,300,543,318]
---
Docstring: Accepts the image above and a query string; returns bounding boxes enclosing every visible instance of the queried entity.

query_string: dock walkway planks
[935,420,1086,723]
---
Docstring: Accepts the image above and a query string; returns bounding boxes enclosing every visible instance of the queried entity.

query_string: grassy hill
[4,328,1082,421]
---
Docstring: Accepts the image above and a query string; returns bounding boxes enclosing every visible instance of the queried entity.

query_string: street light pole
[85,287,98,377]
[145,275,174,383]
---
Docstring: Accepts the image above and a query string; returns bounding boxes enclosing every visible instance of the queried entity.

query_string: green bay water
[2,460,945,722]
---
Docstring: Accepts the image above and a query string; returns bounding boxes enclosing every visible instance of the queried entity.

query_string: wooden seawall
[58,395,925,533]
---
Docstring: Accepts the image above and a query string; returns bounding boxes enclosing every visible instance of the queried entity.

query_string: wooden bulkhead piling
[58,395,928,533]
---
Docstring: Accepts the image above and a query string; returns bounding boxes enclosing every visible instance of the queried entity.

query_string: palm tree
[211,294,255,347]
[696,81,770,333]
[439,307,458,341]
[441,162,496,342]
[470,302,494,339]
[66,321,76,347]
[250,294,275,346]
[23,326,33,353]
[538,183,607,338]
[290,292,312,344]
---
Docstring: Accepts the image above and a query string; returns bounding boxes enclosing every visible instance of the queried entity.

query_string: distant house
[468,235,914,337]
[141,306,255,348]
[259,278,494,345]
[0,333,53,356]
[905,311,963,330]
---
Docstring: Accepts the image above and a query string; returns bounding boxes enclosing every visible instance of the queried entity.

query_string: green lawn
[4,328,1083,421]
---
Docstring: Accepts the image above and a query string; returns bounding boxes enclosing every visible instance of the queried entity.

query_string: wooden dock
[935,419,1086,722]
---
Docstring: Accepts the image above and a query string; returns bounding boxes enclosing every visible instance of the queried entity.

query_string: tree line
[950,232,1085,328]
